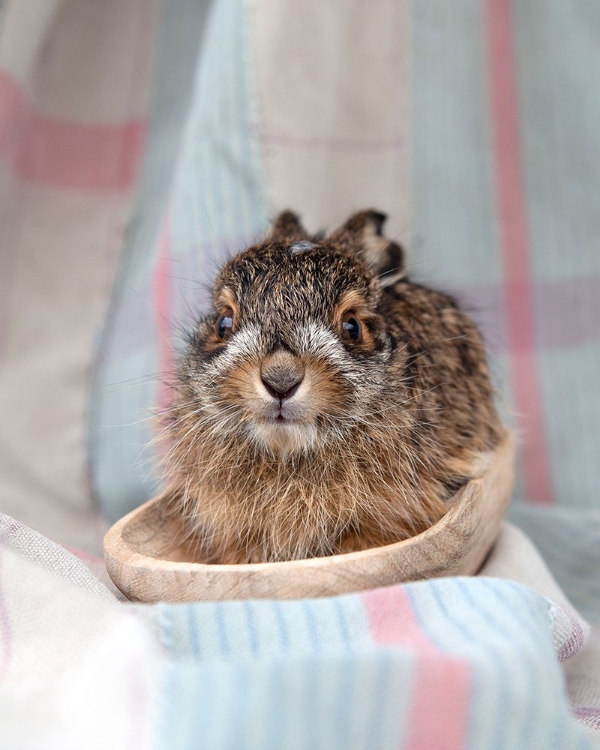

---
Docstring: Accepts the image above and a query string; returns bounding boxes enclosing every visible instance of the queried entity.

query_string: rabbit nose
[261,372,304,400]
[261,354,305,400]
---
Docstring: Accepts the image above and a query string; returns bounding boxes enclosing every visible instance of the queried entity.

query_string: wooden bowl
[104,432,514,603]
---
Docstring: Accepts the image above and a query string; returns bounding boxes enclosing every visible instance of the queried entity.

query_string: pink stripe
[64,546,104,565]
[154,216,175,427]
[572,706,600,729]
[486,0,553,504]
[363,587,470,750]
[0,70,145,191]
[451,276,600,351]
[153,214,175,476]
[557,616,587,662]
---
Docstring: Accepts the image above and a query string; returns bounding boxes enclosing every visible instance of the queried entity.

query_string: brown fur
[160,210,504,563]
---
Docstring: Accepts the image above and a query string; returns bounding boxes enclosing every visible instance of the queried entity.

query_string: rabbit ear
[266,210,311,242]
[331,210,405,287]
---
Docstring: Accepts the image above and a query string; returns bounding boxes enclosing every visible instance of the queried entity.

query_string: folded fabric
[1,513,598,750]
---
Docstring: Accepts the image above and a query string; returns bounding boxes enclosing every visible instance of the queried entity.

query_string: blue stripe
[478,580,548,750]
[368,653,393,750]
[186,605,202,659]
[224,0,244,239]
[273,600,289,651]
[333,596,351,647]
[454,579,513,750]
[333,654,356,749]
[302,600,321,651]
[215,603,230,656]
[243,601,259,656]
[90,0,214,521]
[238,0,269,231]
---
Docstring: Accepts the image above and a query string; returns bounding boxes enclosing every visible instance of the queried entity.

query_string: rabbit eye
[341,311,363,343]
[215,309,234,340]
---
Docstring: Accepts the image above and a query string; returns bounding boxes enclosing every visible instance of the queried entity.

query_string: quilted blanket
[0,1,599,747]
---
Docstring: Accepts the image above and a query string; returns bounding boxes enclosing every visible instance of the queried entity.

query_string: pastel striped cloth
[0,1,599,748]
[1,513,598,750]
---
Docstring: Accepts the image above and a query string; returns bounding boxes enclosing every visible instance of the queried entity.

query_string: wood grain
[104,432,514,603]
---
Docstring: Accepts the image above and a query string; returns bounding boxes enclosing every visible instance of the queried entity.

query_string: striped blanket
[0,1,599,747]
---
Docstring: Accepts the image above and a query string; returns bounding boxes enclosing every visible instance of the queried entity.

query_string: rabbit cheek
[199,325,266,415]
[218,360,263,412]
[301,361,353,420]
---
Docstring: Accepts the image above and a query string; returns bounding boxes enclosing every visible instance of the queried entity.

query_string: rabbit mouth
[251,418,319,455]
[270,413,291,424]
[257,396,308,425]
[260,410,306,426]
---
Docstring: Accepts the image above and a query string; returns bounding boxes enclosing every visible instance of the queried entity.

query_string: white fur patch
[251,420,319,456]
[288,242,318,255]
[210,324,262,373]
[298,323,342,358]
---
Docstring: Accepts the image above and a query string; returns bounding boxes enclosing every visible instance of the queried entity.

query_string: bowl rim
[104,431,513,574]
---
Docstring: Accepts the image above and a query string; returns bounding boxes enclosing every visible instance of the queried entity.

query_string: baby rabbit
[163,210,504,563]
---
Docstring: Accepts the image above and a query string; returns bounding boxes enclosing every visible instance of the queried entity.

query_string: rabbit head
[181,210,406,456]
